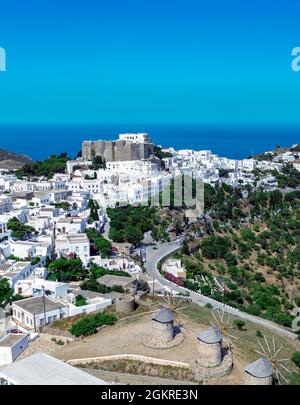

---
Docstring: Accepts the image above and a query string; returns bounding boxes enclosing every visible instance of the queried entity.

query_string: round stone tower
[197,326,222,367]
[150,308,174,344]
[116,295,135,314]
[244,357,273,385]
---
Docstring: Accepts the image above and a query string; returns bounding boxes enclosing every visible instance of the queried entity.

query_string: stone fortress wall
[82,140,154,162]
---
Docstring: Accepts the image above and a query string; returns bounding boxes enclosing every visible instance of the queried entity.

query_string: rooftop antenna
[41,285,47,328]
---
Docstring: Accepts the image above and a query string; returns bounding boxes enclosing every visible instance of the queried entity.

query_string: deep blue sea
[1,125,300,161]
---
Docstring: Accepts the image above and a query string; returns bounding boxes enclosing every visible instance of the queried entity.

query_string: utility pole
[42,286,46,328]
[152,276,155,302]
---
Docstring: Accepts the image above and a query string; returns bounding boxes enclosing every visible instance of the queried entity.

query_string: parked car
[9,329,23,334]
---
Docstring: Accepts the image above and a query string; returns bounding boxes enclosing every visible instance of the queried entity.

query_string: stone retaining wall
[67,351,233,382]
[67,354,190,369]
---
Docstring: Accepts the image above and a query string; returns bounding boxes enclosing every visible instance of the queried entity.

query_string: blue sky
[0,0,300,126]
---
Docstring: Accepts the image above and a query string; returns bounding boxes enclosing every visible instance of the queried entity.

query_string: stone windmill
[143,293,187,348]
[160,292,191,333]
[151,307,175,344]
[253,336,292,384]
[197,326,222,367]
[210,308,240,358]
[244,357,273,385]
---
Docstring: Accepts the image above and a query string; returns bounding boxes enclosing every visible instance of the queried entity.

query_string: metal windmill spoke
[257,340,268,357]
[276,368,288,385]
[177,311,189,323]
[233,352,242,360]
[162,298,169,307]
[231,347,242,358]
[181,324,191,334]
[226,333,238,340]
[176,313,189,322]
[184,327,191,334]
[176,307,189,315]
[278,363,291,374]
[225,316,231,326]
[177,315,191,334]
[255,350,266,357]
[272,337,276,353]
[273,345,283,359]
[226,340,237,351]
[175,311,186,326]
[228,343,242,358]
[214,309,221,321]
[274,369,280,385]
[228,338,239,348]
[263,336,271,354]
[254,335,291,385]
[211,311,219,324]
[163,294,171,306]
[214,312,224,327]
[224,335,238,349]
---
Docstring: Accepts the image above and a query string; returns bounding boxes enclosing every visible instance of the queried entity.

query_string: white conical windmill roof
[245,357,273,378]
[197,326,222,344]
[152,308,174,323]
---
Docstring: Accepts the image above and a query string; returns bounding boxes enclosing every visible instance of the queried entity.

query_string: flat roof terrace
[13,296,67,315]
[0,352,108,385]
[0,334,26,348]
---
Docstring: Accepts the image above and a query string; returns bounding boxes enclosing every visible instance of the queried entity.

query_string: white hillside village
[0,133,299,385]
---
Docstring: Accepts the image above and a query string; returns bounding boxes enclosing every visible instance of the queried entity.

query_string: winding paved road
[144,241,297,341]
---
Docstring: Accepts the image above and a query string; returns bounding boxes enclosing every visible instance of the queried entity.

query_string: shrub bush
[69,313,117,337]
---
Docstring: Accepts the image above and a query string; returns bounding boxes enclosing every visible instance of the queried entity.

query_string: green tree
[47,257,86,281]
[7,217,36,239]
[55,201,71,211]
[292,352,300,369]
[123,226,143,245]
[88,200,100,222]
[75,295,87,307]
[91,156,106,170]
[234,319,246,331]
[201,236,232,259]
[0,279,13,307]
[107,205,156,246]
[151,225,168,242]
[15,154,69,179]
[80,279,109,293]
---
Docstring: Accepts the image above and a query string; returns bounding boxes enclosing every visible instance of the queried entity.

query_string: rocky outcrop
[0,148,32,170]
